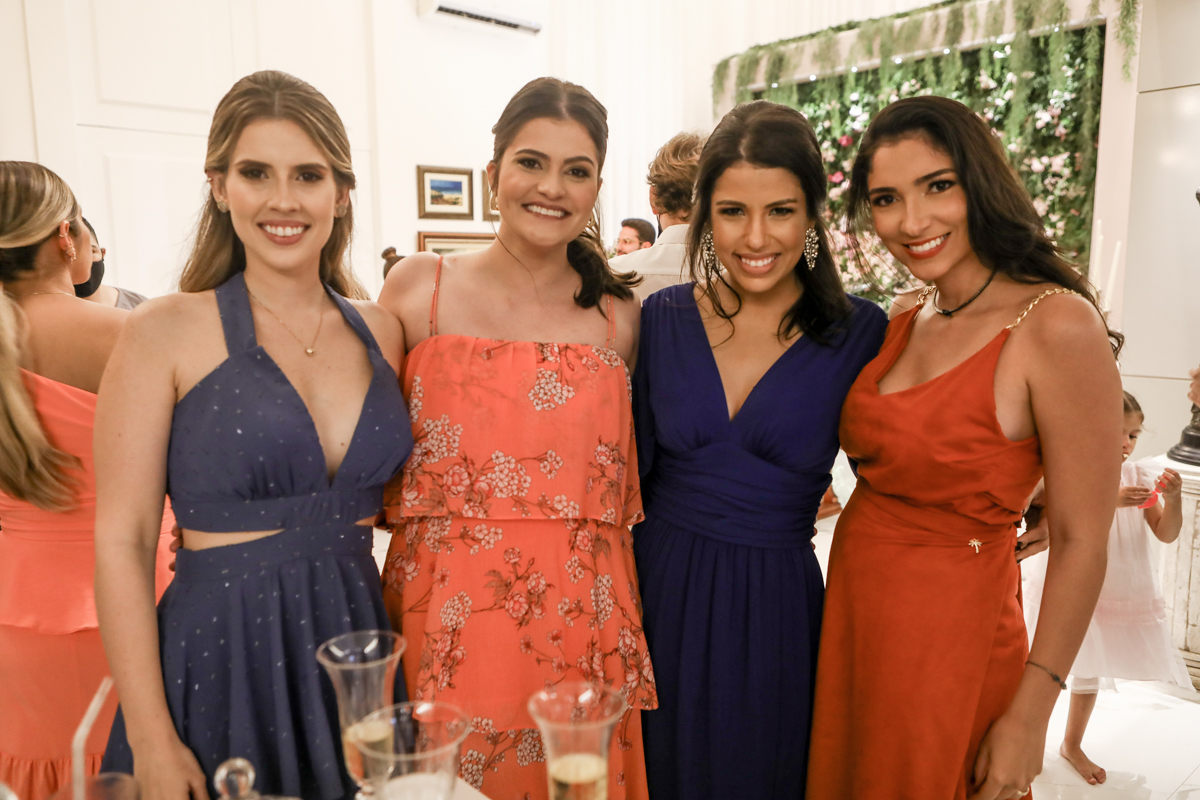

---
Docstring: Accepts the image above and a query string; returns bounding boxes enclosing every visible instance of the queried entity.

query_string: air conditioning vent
[419,1,542,34]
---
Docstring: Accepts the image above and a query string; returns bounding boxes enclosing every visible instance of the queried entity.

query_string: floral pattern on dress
[381,335,652,799]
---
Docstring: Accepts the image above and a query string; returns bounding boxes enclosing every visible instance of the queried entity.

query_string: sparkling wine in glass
[316,630,406,799]
[528,682,626,800]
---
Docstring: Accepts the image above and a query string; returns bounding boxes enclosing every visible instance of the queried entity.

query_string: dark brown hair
[489,77,638,308]
[686,100,853,343]
[621,218,655,245]
[844,95,1122,355]
[1122,390,1142,417]
[647,131,705,220]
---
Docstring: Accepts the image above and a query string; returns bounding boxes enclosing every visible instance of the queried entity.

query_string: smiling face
[1122,412,1144,459]
[709,162,810,297]
[866,135,983,283]
[210,118,348,276]
[488,116,601,251]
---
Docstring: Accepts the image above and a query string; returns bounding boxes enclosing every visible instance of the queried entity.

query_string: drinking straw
[72,677,114,800]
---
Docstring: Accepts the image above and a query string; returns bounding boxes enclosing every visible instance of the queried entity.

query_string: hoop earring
[489,185,499,213]
[802,225,819,270]
[215,200,229,213]
[702,228,719,274]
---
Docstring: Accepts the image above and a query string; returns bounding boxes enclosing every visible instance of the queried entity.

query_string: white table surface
[451,778,488,800]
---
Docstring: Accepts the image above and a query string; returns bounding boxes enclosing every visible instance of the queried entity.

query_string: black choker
[933,270,997,317]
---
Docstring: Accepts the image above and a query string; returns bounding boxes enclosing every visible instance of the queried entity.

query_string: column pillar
[1148,454,1200,690]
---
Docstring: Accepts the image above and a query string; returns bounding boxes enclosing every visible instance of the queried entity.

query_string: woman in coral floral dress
[377,78,654,799]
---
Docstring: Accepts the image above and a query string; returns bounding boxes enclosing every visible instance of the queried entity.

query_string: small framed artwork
[481,169,499,222]
[417,166,473,220]
[417,231,495,256]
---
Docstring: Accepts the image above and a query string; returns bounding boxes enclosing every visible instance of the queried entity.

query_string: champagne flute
[316,630,406,799]
[528,682,626,800]
[349,702,471,800]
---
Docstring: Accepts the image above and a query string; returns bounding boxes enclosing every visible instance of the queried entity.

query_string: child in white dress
[1023,391,1190,785]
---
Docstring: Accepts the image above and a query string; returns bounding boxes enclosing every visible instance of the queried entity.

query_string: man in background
[615,218,655,256]
[611,132,705,299]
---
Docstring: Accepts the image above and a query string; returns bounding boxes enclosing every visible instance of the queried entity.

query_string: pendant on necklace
[305,348,315,356]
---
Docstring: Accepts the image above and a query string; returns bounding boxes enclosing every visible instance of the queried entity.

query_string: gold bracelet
[1026,659,1068,691]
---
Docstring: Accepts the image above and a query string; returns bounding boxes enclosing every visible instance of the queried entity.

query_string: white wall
[1119,0,1200,459]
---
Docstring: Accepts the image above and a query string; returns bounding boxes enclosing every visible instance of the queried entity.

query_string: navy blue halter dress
[103,273,413,800]
[632,284,886,800]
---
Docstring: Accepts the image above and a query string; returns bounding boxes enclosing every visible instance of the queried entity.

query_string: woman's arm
[1144,468,1183,544]
[94,300,208,800]
[969,298,1122,800]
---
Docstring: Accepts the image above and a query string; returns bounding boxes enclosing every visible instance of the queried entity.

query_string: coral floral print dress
[381,258,656,800]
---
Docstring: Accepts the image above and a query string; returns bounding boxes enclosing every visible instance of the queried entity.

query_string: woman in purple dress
[633,101,887,799]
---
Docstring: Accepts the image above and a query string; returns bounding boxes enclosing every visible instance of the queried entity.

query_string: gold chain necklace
[245,286,325,356]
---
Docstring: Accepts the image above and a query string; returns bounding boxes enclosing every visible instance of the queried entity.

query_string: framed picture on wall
[417,166,473,220]
[417,231,495,256]
[481,168,499,222]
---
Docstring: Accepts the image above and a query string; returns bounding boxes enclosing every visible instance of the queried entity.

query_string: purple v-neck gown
[632,283,885,799]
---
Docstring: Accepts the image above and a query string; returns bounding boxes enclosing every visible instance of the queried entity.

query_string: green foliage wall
[712,1,1132,303]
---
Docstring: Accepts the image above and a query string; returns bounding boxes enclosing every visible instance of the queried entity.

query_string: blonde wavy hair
[180,70,367,299]
[0,161,82,511]
[646,131,705,221]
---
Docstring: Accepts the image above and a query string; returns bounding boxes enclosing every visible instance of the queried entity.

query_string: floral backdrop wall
[715,1,1116,305]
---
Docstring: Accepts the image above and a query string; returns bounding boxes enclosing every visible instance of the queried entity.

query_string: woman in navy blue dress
[95,72,412,800]
[633,101,886,799]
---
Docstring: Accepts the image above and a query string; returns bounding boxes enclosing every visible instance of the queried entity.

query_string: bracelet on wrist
[1026,659,1068,691]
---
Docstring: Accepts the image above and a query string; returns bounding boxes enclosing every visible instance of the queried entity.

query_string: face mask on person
[73,258,105,298]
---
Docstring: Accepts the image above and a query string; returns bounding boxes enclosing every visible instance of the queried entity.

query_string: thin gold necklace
[245,286,325,356]
[26,291,75,298]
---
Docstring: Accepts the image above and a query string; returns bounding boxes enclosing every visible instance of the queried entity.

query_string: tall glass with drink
[316,630,406,799]
[527,682,627,800]
[348,701,471,800]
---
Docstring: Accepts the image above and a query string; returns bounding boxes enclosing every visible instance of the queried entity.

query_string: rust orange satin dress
[807,291,1059,800]
[0,371,175,800]
[381,259,656,799]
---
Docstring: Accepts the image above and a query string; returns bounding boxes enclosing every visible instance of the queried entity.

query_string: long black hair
[686,100,853,344]
[844,95,1122,355]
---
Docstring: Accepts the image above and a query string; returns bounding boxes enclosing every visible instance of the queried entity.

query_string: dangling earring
[802,225,819,269]
[215,199,229,213]
[59,232,77,264]
[702,228,719,274]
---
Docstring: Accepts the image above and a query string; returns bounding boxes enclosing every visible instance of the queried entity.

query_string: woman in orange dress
[0,162,173,800]
[377,78,655,799]
[807,97,1123,800]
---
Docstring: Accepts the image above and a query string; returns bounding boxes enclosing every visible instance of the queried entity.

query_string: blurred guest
[73,219,148,309]
[616,217,655,255]
[611,132,704,299]
[0,162,173,800]
[382,245,402,278]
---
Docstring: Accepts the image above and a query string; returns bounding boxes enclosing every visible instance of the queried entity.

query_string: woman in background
[73,218,148,309]
[96,71,411,800]
[632,101,886,800]
[808,96,1122,800]
[378,77,655,799]
[0,162,172,800]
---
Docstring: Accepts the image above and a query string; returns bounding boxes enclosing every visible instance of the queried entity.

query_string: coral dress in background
[382,260,657,800]
[807,290,1066,800]
[0,371,174,800]
[1023,459,1193,691]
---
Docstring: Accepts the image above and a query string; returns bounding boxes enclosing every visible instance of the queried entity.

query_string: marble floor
[813,515,1200,800]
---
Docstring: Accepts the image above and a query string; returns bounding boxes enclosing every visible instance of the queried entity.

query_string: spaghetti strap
[605,295,616,349]
[429,255,444,337]
[1006,287,1076,330]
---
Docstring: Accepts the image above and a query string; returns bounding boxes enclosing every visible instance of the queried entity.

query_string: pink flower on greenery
[830,171,845,184]
[838,134,853,147]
